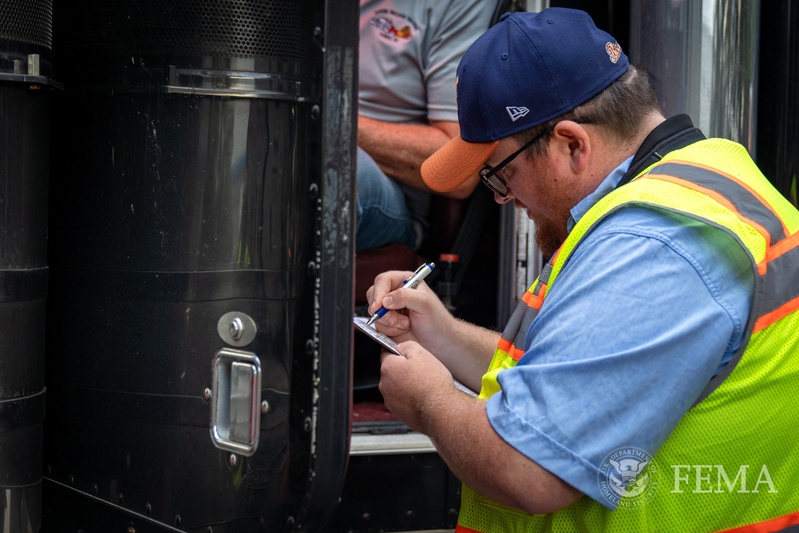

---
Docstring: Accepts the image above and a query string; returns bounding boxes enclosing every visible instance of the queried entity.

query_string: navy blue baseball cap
[422,8,629,193]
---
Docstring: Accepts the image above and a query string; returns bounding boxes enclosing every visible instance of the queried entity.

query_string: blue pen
[365,262,435,327]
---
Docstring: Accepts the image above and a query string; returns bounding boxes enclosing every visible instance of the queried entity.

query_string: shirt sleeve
[423,0,496,122]
[485,207,754,509]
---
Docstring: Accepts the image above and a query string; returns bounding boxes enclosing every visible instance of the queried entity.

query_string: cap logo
[506,106,529,122]
[605,42,622,64]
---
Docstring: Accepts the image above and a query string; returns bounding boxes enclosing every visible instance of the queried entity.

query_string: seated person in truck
[355,0,497,251]
[367,7,799,531]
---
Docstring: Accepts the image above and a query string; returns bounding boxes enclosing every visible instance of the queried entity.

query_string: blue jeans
[356,147,416,251]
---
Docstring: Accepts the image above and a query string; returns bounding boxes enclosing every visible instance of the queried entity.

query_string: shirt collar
[567,156,633,232]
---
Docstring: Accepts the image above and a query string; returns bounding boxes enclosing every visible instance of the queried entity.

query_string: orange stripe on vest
[766,229,799,262]
[716,508,799,533]
[496,337,512,353]
[754,295,799,333]
[509,345,525,361]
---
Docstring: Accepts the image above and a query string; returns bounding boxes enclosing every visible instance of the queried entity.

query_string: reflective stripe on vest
[457,138,799,533]
[479,261,554,399]
[505,261,553,359]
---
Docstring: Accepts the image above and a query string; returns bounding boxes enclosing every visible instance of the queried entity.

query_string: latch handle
[210,348,262,456]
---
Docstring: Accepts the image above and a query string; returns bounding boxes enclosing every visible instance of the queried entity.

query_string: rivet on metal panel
[229,317,244,341]
[229,454,237,467]
[261,400,269,414]
[204,388,212,401]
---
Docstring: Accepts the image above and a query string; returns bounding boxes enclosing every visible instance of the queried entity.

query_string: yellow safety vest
[457,138,799,533]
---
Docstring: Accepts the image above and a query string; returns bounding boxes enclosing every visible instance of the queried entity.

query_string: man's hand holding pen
[366,266,461,433]
[366,269,427,338]
[366,262,435,326]
[366,266,456,358]
[368,266,483,439]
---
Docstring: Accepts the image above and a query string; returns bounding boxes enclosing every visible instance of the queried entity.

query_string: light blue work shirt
[485,157,755,509]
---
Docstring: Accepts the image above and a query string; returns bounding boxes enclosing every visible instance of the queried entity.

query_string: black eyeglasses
[479,125,554,198]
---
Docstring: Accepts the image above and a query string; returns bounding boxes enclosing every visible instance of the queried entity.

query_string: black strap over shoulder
[618,114,706,188]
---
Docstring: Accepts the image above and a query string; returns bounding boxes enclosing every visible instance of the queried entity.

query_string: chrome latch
[210,348,262,456]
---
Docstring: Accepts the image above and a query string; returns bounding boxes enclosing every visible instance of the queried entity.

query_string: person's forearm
[358,115,478,198]
[422,393,582,514]
[435,318,499,393]
[358,115,449,187]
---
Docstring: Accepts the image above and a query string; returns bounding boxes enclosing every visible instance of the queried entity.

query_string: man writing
[367,8,799,531]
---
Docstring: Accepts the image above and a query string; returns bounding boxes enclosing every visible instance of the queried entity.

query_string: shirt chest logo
[369,9,418,42]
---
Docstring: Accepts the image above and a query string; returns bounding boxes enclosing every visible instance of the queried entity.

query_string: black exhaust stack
[0,1,57,531]
[44,1,355,530]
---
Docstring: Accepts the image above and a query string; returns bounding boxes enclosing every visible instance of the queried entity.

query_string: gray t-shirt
[359,0,497,124]
[359,0,496,230]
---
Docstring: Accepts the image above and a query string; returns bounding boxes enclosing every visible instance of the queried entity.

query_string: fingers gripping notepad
[353,316,402,355]
[352,316,478,397]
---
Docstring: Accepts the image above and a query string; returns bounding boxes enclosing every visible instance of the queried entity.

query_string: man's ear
[551,120,591,174]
